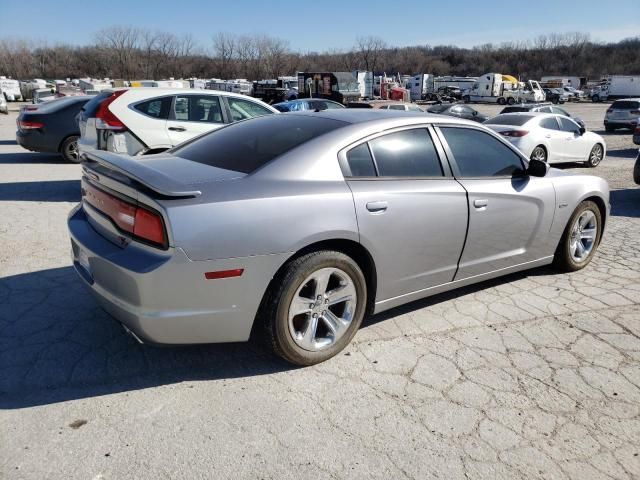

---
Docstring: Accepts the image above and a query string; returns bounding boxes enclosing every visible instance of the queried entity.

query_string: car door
[557,116,587,161]
[538,116,567,163]
[166,94,225,146]
[342,127,468,301]
[436,125,556,279]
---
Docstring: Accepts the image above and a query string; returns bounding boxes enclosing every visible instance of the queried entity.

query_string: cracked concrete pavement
[1,103,639,479]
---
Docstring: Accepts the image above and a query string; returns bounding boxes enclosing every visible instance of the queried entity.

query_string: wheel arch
[57,133,80,153]
[582,194,608,241]
[260,239,378,320]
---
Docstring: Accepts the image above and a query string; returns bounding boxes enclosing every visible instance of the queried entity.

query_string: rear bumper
[604,119,637,128]
[68,205,288,344]
[16,130,59,153]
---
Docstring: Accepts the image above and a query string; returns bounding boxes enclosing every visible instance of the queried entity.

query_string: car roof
[613,98,640,102]
[104,87,258,100]
[286,108,470,125]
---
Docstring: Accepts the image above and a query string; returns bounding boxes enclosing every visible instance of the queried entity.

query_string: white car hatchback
[485,112,606,167]
[78,88,279,156]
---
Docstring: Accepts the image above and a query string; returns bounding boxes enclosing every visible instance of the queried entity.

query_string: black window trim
[338,124,453,180]
[433,124,528,180]
[129,95,175,121]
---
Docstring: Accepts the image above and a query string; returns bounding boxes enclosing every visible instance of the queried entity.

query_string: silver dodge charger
[68,110,609,365]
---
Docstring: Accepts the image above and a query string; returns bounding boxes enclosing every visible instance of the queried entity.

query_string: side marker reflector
[205,269,244,280]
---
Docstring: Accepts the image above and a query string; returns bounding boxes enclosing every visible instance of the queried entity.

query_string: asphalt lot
[1,101,639,480]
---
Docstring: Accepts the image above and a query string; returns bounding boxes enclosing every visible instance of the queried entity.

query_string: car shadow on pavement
[0,180,80,202]
[0,266,291,409]
[606,148,638,159]
[0,152,64,164]
[610,188,640,218]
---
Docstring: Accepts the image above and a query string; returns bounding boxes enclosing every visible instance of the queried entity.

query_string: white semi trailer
[463,73,544,104]
[590,76,640,102]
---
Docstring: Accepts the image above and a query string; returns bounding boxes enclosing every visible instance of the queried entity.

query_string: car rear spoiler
[82,151,202,198]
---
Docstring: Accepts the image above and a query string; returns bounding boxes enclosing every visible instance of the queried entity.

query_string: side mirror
[526,158,549,177]
[472,110,477,116]
[579,126,586,135]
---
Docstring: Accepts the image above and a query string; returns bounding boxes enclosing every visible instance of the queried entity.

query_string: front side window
[558,116,580,133]
[369,129,443,177]
[174,95,223,123]
[227,97,273,122]
[441,127,524,177]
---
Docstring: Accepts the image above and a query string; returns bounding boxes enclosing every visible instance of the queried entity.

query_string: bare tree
[95,25,141,79]
[355,36,387,72]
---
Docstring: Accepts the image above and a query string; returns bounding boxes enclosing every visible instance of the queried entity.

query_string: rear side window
[540,117,561,130]
[345,143,376,177]
[369,129,443,177]
[80,92,110,120]
[134,96,172,119]
[227,97,273,122]
[441,127,524,177]
[171,115,346,174]
[611,101,640,110]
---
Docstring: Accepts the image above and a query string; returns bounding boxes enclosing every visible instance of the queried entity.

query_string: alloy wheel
[531,147,547,162]
[569,210,597,263]
[287,267,357,351]
[588,144,603,167]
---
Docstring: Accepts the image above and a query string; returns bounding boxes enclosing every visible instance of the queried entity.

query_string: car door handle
[168,126,186,132]
[366,201,388,213]
[545,134,551,138]
[473,199,488,209]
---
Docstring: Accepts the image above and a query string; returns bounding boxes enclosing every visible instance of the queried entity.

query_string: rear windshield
[485,114,533,126]
[427,104,450,113]
[171,114,347,174]
[80,92,111,119]
[611,101,640,110]
[500,106,529,114]
[29,96,88,113]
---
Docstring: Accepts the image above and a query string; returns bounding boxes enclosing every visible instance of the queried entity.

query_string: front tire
[553,201,602,272]
[586,144,604,167]
[592,94,600,103]
[263,251,367,366]
[60,135,80,163]
[507,97,516,105]
[498,97,507,105]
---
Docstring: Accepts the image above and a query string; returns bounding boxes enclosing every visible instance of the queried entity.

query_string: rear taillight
[82,181,167,248]
[635,126,640,134]
[95,90,127,131]
[19,120,44,130]
[24,106,38,111]
[500,130,529,137]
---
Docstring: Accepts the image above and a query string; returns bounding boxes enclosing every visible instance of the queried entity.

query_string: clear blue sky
[2,0,638,52]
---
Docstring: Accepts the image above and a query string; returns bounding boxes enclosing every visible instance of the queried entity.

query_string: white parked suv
[78,88,279,156]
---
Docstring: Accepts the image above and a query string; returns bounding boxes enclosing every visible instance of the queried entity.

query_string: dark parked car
[426,103,488,122]
[16,96,91,162]
[272,99,345,112]
[542,88,568,104]
[500,103,585,129]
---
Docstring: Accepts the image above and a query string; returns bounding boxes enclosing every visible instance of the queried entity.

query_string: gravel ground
[1,102,639,480]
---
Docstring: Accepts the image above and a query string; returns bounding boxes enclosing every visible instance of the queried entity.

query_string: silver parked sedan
[68,110,610,365]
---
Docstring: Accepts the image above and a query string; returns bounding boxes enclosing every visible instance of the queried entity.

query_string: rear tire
[60,135,80,163]
[605,125,614,133]
[530,145,547,163]
[507,97,516,105]
[462,95,470,103]
[498,97,507,105]
[553,201,602,272]
[633,153,640,185]
[586,143,604,167]
[592,94,600,103]
[262,251,367,366]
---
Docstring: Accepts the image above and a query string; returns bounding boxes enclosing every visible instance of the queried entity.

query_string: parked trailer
[79,78,111,92]
[297,72,360,104]
[540,76,587,89]
[463,73,544,104]
[591,76,640,102]
[353,71,374,99]
[0,77,22,101]
[253,77,298,104]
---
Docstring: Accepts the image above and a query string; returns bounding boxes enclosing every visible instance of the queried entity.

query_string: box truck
[463,73,544,104]
[590,76,640,102]
[0,77,22,101]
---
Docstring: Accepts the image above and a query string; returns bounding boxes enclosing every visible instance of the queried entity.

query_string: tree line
[1,27,639,82]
